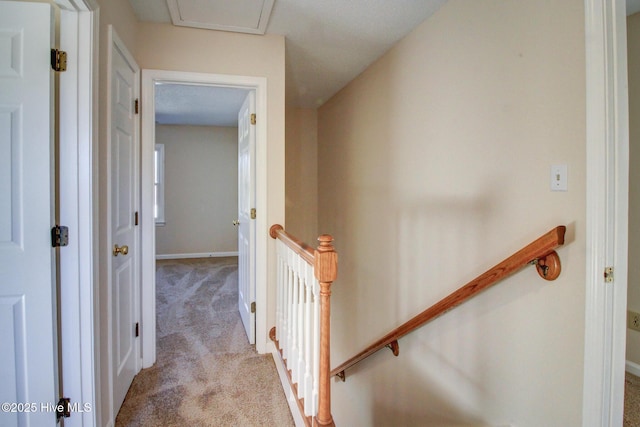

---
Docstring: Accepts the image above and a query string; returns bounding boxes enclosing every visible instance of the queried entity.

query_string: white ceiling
[145,0,640,126]
[155,83,248,127]
[129,0,446,126]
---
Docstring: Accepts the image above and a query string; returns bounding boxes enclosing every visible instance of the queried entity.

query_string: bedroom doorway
[140,70,269,367]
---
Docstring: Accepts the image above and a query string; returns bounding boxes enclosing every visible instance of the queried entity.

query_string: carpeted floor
[115,257,294,427]
[626,372,640,427]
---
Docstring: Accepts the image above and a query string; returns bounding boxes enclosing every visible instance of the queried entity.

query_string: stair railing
[269,224,337,427]
[331,225,566,381]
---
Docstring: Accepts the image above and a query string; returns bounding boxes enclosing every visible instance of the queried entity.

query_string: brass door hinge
[251,302,256,313]
[51,225,69,247]
[605,267,614,283]
[134,211,139,226]
[250,113,256,125]
[250,208,256,219]
[51,49,67,72]
[135,99,139,114]
[56,397,71,420]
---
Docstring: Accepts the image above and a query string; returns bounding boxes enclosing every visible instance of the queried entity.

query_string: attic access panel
[166,0,274,35]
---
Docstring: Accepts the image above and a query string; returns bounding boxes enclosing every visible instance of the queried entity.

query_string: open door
[0,2,59,425]
[109,27,141,415]
[237,91,256,344]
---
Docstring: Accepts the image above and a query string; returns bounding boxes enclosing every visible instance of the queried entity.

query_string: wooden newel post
[313,234,337,427]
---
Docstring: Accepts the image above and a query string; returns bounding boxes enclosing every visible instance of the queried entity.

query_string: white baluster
[311,274,320,416]
[281,244,288,358]
[275,240,284,343]
[283,246,294,361]
[294,254,304,388]
[279,243,286,343]
[301,260,312,415]
[290,256,300,384]
[296,258,307,403]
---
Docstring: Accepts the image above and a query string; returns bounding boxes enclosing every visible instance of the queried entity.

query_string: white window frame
[154,143,165,225]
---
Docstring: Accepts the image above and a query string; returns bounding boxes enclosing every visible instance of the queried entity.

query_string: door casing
[56,1,99,426]
[140,69,269,366]
[582,0,629,425]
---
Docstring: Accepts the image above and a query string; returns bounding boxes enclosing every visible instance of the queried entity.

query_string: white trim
[156,252,239,260]
[104,26,114,425]
[627,360,640,377]
[271,347,306,427]
[583,0,629,425]
[56,2,99,426]
[141,69,269,368]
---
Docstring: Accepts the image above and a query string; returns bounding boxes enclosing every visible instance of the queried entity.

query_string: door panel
[110,29,140,415]
[238,91,256,344]
[115,261,134,372]
[0,2,57,426]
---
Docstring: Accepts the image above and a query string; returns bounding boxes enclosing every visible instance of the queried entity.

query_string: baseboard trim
[155,252,238,260]
[627,360,640,377]
[271,348,308,427]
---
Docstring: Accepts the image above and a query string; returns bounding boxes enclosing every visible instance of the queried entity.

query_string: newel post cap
[314,234,338,283]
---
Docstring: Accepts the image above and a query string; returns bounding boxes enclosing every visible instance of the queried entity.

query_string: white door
[238,91,256,344]
[109,28,140,414]
[0,2,58,426]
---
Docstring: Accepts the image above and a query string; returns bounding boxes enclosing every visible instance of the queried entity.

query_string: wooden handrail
[270,224,315,265]
[331,225,566,380]
[270,224,337,427]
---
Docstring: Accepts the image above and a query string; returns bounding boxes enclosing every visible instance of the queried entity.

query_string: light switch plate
[551,164,568,191]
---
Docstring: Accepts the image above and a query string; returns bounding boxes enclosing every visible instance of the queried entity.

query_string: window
[154,143,165,225]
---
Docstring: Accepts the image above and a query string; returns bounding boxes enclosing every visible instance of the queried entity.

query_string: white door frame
[55,0,99,426]
[140,69,269,367]
[583,0,629,425]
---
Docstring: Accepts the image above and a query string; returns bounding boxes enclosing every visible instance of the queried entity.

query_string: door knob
[233,220,240,226]
[113,244,129,256]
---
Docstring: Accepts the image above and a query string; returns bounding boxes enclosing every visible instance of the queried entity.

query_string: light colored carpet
[115,257,294,427]
[626,372,640,427]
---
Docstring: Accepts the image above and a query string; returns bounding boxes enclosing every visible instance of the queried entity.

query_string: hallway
[115,258,293,426]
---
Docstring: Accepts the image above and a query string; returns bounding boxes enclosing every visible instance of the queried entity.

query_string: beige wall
[318,1,586,425]
[155,125,238,256]
[628,12,640,366]
[285,106,318,245]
